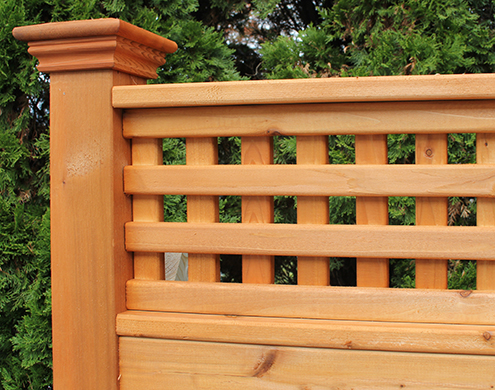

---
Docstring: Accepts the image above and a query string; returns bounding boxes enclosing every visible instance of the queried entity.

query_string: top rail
[113,73,495,108]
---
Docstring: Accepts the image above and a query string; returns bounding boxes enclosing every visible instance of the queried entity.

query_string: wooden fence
[14,19,495,390]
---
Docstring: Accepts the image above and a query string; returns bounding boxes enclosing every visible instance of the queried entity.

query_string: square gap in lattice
[448,197,476,226]
[448,133,476,164]
[388,134,414,164]
[218,137,241,165]
[328,134,355,164]
[389,196,415,226]
[163,138,186,165]
[448,260,477,290]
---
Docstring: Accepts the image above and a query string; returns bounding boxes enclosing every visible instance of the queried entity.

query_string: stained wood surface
[13,18,177,52]
[125,222,495,261]
[126,280,495,325]
[132,138,164,280]
[415,134,448,289]
[241,137,274,284]
[186,138,220,282]
[119,338,495,389]
[122,100,495,138]
[477,133,495,290]
[117,311,495,355]
[14,19,177,79]
[124,164,495,197]
[297,136,330,285]
[113,73,495,108]
[355,135,389,287]
[50,71,139,390]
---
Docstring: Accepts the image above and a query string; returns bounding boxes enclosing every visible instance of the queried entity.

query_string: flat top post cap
[13,18,177,54]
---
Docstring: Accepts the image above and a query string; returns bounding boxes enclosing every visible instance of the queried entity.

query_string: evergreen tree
[1,1,493,388]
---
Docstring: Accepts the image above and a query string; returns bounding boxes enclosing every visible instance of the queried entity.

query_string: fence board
[296,136,330,285]
[119,338,495,390]
[356,135,389,287]
[117,311,495,355]
[132,138,164,280]
[113,74,495,108]
[126,280,495,325]
[122,100,495,138]
[415,134,448,289]
[477,133,495,290]
[125,222,495,261]
[241,137,274,284]
[124,164,495,197]
[186,138,220,282]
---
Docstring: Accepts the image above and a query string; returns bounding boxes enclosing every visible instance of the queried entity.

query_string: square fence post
[13,19,176,390]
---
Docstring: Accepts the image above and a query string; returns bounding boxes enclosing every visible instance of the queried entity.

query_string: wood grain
[117,310,495,355]
[50,71,139,390]
[132,138,164,280]
[415,134,448,289]
[355,135,389,287]
[186,138,220,282]
[119,338,495,389]
[113,73,495,108]
[241,137,274,284]
[122,100,495,138]
[477,133,495,290]
[296,136,330,285]
[125,222,495,261]
[126,280,495,325]
[124,164,495,197]
[13,19,177,79]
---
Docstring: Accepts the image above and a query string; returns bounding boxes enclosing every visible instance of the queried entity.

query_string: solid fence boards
[121,100,495,138]
[126,280,495,325]
[117,311,495,355]
[113,74,495,108]
[119,338,495,390]
[124,164,495,197]
[125,222,495,260]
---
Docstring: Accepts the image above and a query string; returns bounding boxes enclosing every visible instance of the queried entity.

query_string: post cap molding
[13,18,178,79]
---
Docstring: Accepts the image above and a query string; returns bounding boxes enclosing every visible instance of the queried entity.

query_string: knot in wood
[425,148,433,157]
[459,290,472,298]
[483,331,492,341]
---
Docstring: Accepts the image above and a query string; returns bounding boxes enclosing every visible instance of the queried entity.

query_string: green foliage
[2,0,493,387]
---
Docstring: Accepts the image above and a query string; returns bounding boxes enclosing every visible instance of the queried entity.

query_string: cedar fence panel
[14,18,495,390]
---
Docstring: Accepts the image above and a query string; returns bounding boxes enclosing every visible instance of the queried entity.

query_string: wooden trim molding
[12,18,177,78]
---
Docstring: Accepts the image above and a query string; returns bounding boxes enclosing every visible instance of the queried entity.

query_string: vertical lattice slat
[415,134,448,289]
[476,133,495,290]
[132,139,165,280]
[355,135,389,287]
[187,138,220,282]
[241,137,274,284]
[297,136,330,285]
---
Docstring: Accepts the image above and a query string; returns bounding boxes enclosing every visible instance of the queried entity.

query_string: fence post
[13,19,177,390]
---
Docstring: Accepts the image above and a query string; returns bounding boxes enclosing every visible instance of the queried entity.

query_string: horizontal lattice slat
[122,100,495,138]
[125,280,495,325]
[125,222,495,260]
[124,164,495,197]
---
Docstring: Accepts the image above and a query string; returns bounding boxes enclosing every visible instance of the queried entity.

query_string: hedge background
[1,1,494,388]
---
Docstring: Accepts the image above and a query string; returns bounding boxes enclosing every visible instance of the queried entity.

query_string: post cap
[13,18,178,79]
